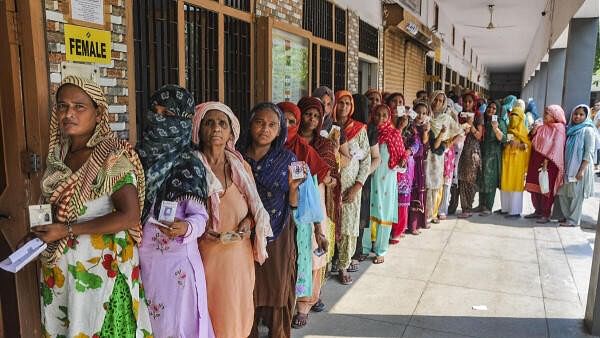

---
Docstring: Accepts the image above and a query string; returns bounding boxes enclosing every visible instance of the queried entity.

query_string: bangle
[65,221,75,239]
[182,221,193,238]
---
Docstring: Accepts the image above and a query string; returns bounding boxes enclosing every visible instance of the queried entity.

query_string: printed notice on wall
[64,24,112,64]
[272,29,309,104]
[71,0,104,26]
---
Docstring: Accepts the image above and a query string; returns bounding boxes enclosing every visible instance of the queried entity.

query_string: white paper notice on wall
[71,0,104,26]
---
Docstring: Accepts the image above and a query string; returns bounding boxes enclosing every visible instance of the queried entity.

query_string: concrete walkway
[292,190,600,338]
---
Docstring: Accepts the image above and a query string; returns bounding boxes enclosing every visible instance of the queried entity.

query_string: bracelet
[182,221,193,239]
[65,221,75,239]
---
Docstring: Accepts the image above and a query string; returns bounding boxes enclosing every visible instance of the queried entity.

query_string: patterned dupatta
[40,76,145,265]
[241,102,296,242]
[136,85,208,222]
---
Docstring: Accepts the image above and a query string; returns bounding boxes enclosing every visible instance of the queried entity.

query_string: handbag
[539,168,550,194]
[297,172,324,224]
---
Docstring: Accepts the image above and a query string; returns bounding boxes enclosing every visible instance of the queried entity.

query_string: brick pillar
[346,10,359,93]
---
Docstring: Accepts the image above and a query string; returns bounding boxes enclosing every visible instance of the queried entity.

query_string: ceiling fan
[464,4,516,30]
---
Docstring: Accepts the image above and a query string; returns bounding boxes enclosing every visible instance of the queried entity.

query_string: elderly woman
[500,100,531,217]
[425,91,462,223]
[137,85,214,337]
[192,102,272,338]
[34,76,153,337]
[524,105,566,223]
[556,104,597,227]
[479,101,508,216]
[365,104,404,263]
[241,103,301,338]
[334,90,371,285]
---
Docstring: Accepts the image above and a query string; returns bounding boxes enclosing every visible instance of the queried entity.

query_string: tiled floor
[292,189,600,338]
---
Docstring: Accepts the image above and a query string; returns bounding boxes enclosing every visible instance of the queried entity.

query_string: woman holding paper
[136,85,214,337]
[35,76,153,337]
[425,91,461,223]
[556,104,597,227]
[192,102,272,338]
[457,91,484,218]
[240,102,302,337]
[365,104,405,262]
[500,100,532,217]
[334,90,371,285]
[280,98,331,326]
[524,105,566,223]
[479,101,508,215]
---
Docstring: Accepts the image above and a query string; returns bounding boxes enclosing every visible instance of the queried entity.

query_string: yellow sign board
[64,24,111,64]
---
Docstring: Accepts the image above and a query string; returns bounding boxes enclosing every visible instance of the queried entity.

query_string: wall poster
[271,29,309,103]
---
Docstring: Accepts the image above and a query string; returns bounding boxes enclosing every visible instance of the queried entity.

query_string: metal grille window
[434,61,443,78]
[185,4,219,104]
[452,70,457,84]
[334,50,346,92]
[224,0,250,12]
[224,15,251,126]
[319,46,333,88]
[335,6,346,45]
[445,66,452,83]
[425,56,433,76]
[133,0,179,141]
[359,20,378,57]
[303,0,333,41]
[311,43,318,91]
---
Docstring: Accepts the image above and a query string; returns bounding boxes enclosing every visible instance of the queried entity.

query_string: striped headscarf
[41,76,145,265]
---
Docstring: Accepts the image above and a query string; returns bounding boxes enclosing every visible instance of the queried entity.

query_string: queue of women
[29,75,596,338]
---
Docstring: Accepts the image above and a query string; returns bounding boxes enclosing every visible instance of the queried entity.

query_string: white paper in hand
[0,238,47,273]
[158,201,178,223]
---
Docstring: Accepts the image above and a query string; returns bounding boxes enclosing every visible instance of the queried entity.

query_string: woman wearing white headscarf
[425,91,462,223]
[192,102,272,338]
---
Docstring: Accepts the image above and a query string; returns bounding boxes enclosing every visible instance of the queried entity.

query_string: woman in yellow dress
[500,99,531,217]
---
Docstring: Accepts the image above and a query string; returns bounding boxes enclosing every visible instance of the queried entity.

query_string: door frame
[0,0,49,336]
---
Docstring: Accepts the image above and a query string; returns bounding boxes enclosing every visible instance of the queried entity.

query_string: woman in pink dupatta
[525,105,566,223]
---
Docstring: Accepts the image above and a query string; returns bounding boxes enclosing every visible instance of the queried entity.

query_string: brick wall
[255,0,303,26]
[346,10,359,93]
[378,28,384,90]
[45,0,131,139]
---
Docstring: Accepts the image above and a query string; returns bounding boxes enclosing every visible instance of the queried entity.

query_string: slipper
[536,218,550,224]
[559,223,576,227]
[438,215,447,220]
[357,254,369,262]
[504,214,521,218]
[292,313,309,329]
[431,218,440,224]
[389,239,401,244]
[409,229,421,235]
[524,213,540,219]
[373,256,385,264]
[422,224,431,229]
[457,213,472,218]
[479,210,492,217]
[311,299,326,312]
[338,272,353,285]
[347,261,360,272]
[494,209,508,215]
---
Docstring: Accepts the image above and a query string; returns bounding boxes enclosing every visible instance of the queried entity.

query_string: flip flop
[338,272,353,285]
[347,261,360,272]
[292,313,309,329]
[311,299,326,312]
[559,223,576,227]
[373,256,385,264]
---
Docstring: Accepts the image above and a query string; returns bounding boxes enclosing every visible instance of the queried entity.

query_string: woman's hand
[342,182,362,203]
[31,223,68,243]
[576,169,585,181]
[314,230,329,253]
[423,122,431,133]
[491,120,499,128]
[542,159,548,171]
[159,218,189,238]
[288,164,308,190]
[237,216,252,234]
[324,174,337,187]
[519,143,527,151]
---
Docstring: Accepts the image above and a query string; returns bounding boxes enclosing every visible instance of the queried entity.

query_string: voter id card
[28,204,52,228]
[158,201,178,223]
